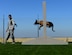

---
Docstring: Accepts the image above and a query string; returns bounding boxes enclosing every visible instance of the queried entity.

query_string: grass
[0,42,72,55]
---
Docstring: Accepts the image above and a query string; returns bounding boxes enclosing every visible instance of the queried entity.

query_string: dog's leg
[39,25,43,30]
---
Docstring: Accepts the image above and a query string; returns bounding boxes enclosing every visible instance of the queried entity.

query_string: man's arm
[12,19,17,27]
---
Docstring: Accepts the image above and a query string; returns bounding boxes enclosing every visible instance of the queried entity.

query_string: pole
[43,0,47,38]
[37,15,39,38]
[3,15,5,43]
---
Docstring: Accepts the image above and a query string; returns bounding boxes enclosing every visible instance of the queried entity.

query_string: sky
[0,0,72,38]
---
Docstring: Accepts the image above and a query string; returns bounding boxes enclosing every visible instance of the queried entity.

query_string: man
[5,14,17,44]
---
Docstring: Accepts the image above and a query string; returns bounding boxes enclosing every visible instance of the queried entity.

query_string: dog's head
[34,20,39,25]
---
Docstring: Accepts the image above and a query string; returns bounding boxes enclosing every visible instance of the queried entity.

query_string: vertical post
[3,15,5,43]
[37,15,39,38]
[43,0,47,38]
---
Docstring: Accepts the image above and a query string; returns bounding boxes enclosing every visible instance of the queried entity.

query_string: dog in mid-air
[34,20,55,32]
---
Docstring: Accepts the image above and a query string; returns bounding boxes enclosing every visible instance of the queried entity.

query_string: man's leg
[12,33,15,42]
[6,32,10,42]
[11,30,15,43]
